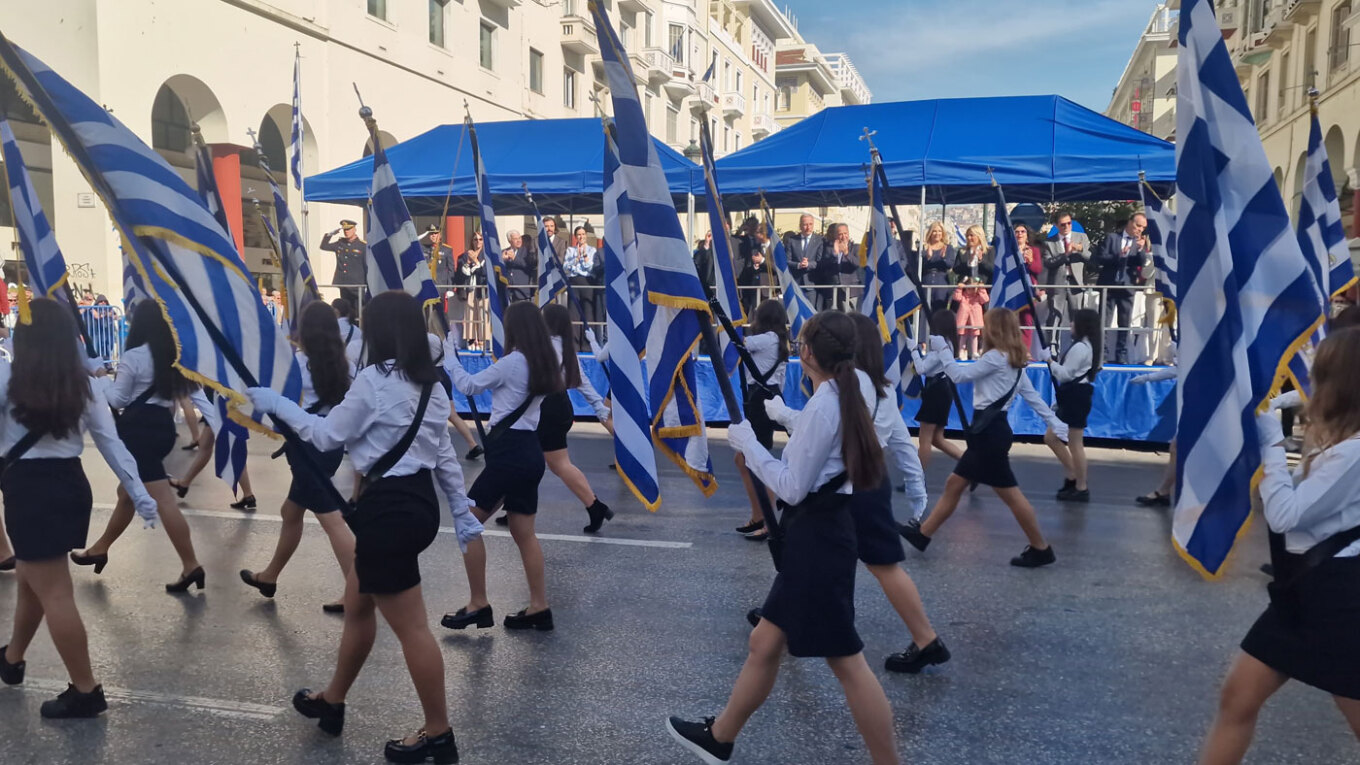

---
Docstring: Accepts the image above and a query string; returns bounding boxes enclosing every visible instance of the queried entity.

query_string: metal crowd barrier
[5,305,127,361]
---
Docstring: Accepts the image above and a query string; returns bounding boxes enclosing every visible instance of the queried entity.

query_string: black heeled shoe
[70,551,108,574]
[582,499,614,534]
[322,602,345,614]
[384,727,458,764]
[40,684,106,719]
[239,569,277,598]
[0,644,25,685]
[441,605,494,630]
[493,514,509,526]
[0,556,14,572]
[169,479,189,499]
[229,495,257,512]
[503,608,554,631]
[464,445,483,461]
[165,566,205,593]
[292,688,345,736]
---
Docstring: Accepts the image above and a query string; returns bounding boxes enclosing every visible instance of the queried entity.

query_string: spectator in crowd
[1014,223,1045,349]
[453,231,487,350]
[952,224,993,359]
[422,225,457,287]
[501,230,537,304]
[919,221,955,313]
[1093,213,1151,364]
[563,227,601,341]
[88,295,118,361]
[738,225,777,315]
[1042,211,1091,340]
[541,217,569,265]
[816,222,860,310]
[781,213,821,286]
[693,231,715,288]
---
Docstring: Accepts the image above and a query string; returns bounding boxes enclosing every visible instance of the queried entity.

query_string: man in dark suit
[738,225,776,315]
[1092,213,1151,364]
[500,229,537,303]
[781,213,822,286]
[816,223,860,310]
[319,219,366,307]
[693,230,715,290]
[541,217,570,266]
[1041,211,1092,341]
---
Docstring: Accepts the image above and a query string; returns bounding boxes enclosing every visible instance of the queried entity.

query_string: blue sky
[777,0,1159,112]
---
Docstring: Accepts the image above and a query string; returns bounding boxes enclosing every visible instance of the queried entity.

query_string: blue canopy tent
[304,117,702,216]
[711,95,1175,209]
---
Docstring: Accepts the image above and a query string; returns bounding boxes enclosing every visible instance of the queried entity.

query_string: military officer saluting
[421,224,457,287]
[319,219,366,306]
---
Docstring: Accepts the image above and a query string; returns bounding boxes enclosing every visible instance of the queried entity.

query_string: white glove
[1256,412,1285,450]
[1269,390,1302,412]
[909,346,926,364]
[246,386,283,415]
[450,498,484,554]
[133,491,159,529]
[1130,374,1152,385]
[1051,421,1070,444]
[928,335,952,354]
[763,395,792,423]
[1033,347,1052,362]
[584,327,602,356]
[727,420,757,453]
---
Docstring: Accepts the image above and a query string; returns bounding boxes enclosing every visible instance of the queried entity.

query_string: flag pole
[988,170,1057,388]
[294,43,309,258]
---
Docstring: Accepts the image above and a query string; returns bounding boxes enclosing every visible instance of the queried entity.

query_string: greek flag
[193,138,233,238]
[1171,0,1324,578]
[698,117,743,382]
[593,1,716,498]
[214,393,249,495]
[860,160,921,392]
[290,50,303,191]
[0,36,303,430]
[1141,182,1178,322]
[365,128,440,312]
[120,234,149,310]
[763,207,814,343]
[530,196,569,308]
[1299,107,1356,300]
[1,117,68,301]
[468,116,507,358]
[257,150,320,332]
[989,184,1034,314]
[604,128,659,509]
[954,223,967,248]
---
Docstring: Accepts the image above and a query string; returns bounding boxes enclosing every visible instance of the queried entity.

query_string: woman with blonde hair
[951,225,992,359]
[919,221,954,313]
[903,308,1067,567]
[1197,327,1360,763]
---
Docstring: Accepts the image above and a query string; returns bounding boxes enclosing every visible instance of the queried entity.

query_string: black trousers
[1103,288,1134,364]
[569,276,600,344]
[338,286,363,309]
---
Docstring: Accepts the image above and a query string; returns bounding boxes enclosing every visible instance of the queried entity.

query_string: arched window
[258,117,286,175]
[151,85,191,153]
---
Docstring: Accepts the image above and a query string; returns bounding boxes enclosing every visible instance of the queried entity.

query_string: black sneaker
[666,716,733,764]
[40,684,107,719]
[229,495,257,512]
[1057,487,1090,503]
[1059,478,1076,495]
[885,637,951,674]
[0,645,25,685]
[734,519,764,535]
[1010,545,1056,568]
[1135,491,1171,507]
[464,445,483,461]
[899,522,931,552]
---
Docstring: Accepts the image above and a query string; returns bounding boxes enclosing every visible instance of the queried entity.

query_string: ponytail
[802,311,885,490]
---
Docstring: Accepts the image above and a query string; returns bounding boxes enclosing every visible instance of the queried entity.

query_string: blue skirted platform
[449,353,1177,444]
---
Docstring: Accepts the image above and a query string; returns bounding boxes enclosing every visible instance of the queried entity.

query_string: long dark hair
[1069,308,1103,374]
[929,309,959,355]
[363,291,437,385]
[330,297,355,323]
[504,301,564,396]
[799,311,884,489]
[299,302,351,407]
[10,299,90,440]
[541,304,581,389]
[124,299,190,399]
[849,312,889,400]
[1302,328,1360,476]
[749,299,790,363]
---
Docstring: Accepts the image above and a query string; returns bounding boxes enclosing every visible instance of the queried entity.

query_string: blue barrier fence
[9,306,128,361]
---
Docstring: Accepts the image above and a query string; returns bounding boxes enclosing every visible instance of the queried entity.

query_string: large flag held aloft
[0,35,303,429]
[859,156,921,394]
[530,190,569,308]
[763,202,815,346]
[989,183,1036,315]
[364,110,440,312]
[469,114,508,358]
[698,117,743,383]
[290,47,304,191]
[1298,101,1356,301]
[592,0,716,499]
[1171,0,1324,578]
[253,137,321,332]
[1140,181,1177,326]
[1,116,68,302]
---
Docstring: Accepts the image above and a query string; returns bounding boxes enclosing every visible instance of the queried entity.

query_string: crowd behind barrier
[5,304,127,362]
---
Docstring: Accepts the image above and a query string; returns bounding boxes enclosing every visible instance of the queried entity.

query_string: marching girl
[240,302,357,612]
[1038,308,1101,503]
[1198,328,1360,764]
[0,299,158,718]
[167,388,258,510]
[734,299,790,542]
[247,291,479,764]
[442,301,563,632]
[72,300,205,592]
[668,311,899,765]
[913,309,965,473]
[902,308,1067,567]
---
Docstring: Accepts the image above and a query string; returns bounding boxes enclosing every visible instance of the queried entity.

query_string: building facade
[0,0,869,302]
[1107,4,1178,140]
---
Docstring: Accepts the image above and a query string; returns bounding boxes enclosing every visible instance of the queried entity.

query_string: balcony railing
[751,112,779,136]
[721,91,746,117]
[560,15,598,55]
[643,47,674,81]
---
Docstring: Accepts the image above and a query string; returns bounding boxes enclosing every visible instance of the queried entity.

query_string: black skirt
[1242,555,1360,699]
[744,385,781,449]
[468,428,545,515]
[284,441,346,514]
[536,390,574,452]
[761,490,862,658]
[1055,381,1094,429]
[116,402,176,482]
[954,416,1018,489]
[848,477,906,566]
[916,376,952,427]
[347,469,440,595]
[1,458,93,561]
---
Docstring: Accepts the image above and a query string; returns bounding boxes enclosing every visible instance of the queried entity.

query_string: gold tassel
[15,265,31,325]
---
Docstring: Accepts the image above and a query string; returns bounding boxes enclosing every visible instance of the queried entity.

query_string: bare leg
[180,399,201,442]
[461,506,490,612]
[1069,431,1088,491]
[238,465,254,497]
[254,500,306,582]
[447,405,478,449]
[19,558,97,692]
[918,473,968,538]
[6,567,43,660]
[1044,428,1075,480]
[316,511,356,576]
[1332,696,1360,740]
[1158,440,1177,496]
[0,513,13,561]
[1198,652,1288,765]
[991,486,1049,549]
[932,428,963,461]
[373,585,451,737]
[917,424,936,469]
[507,513,548,613]
[827,653,900,765]
[146,480,201,577]
[545,449,597,507]
[81,487,136,557]
[710,620,787,743]
[866,564,937,648]
[178,427,215,486]
[735,453,762,525]
[321,567,376,704]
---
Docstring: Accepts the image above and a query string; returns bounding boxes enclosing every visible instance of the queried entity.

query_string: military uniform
[424,241,456,287]
[320,220,366,306]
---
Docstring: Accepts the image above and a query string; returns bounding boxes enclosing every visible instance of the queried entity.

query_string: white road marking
[18,678,283,721]
[92,504,693,550]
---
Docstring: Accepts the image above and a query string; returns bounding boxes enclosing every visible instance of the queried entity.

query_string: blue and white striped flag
[763,207,814,344]
[290,49,304,191]
[989,184,1034,314]
[1171,0,1324,578]
[698,117,743,383]
[530,197,569,308]
[120,234,149,311]
[1,117,68,301]
[468,116,507,358]
[593,1,716,498]
[860,160,921,393]
[604,129,660,509]
[214,393,250,495]
[1299,106,1356,301]
[256,149,320,333]
[1141,182,1178,322]
[0,36,303,430]
[954,223,967,248]
[193,137,233,238]
[364,123,440,313]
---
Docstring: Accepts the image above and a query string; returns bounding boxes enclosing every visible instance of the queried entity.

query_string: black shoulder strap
[345,324,355,345]
[129,386,156,409]
[0,429,47,475]
[363,383,433,486]
[484,393,539,444]
[1276,524,1360,591]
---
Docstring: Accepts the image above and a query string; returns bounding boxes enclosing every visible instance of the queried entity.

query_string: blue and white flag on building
[698,116,743,383]
[603,128,660,510]
[468,116,507,358]
[989,184,1034,315]
[593,1,716,498]
[860,159,921,393]
[256,148,320,333]
[0,36,303,432]
[1171,0,1324,578]
[1298,106,1356,301]
[290,49,304,191]
[364,123,440,313]
[1,117,68,301]
[1141,182,1178,321]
